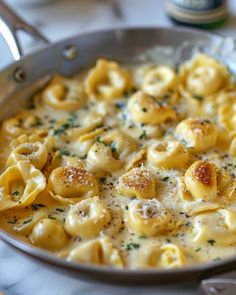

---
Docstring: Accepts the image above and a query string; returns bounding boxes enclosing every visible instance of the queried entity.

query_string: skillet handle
[199,278,236,295]
[0,0,49,60]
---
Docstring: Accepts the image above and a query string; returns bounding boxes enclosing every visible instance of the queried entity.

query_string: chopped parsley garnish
[31,116,43,127]
[48,214,56,220]
[96,136,108,146]
[139,130,147,140]
[56,208,64,212]
[126,243,140,251]
[23,218,33,224]
[207,239,216,246]
[100,177,107,184]
[195,247,201,252]
[7,218,18,224]
[53,113,79,136]
[115,102,125,109]
[12,191,19,196]
[110,142,117,153]
[60,148,70,156]
[31,204,46,211]
[142,107,147,112]
[162,176,169,182]
[193,95,203,101]
[125,205,129,210]
[138,235,146,239]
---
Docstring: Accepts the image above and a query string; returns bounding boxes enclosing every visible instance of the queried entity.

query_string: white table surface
[1,0,236,294]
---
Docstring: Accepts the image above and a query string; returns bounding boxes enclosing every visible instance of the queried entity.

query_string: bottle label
[173,0,225,11]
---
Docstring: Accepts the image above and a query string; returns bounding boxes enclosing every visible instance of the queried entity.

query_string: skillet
[1,1,236,292]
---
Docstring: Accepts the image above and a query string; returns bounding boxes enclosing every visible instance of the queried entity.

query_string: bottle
[165,0,228,29]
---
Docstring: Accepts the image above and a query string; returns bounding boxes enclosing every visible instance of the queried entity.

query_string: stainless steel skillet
[1,1,236,292]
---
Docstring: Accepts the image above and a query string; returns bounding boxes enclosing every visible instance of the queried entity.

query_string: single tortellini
[42,75,86,111]
[98,130,137,159]
[184,160,217,202]
[7,141,48,170]
[1,112,43,138]
[31,218,69,250]
[142,66,177,98]
[126,199,172,236]
[180,53,230,97]
[64,197,111,238]
[184,160,235,206]
[0,161,46,212]
[147,140,189,169]
[193,209,236,246]
[116,167,156,199]
[86,142,123,176]
[132,243,186,269]
[48,166,99,204]
[67,236,123,268]
[127,91,176,125]
[175,118,217,152]
[218,102,236,134]
[85,59,131,101]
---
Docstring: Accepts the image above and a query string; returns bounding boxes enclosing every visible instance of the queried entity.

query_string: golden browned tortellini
[142,66,178,98]
[126,199,171,236]
[64,197,111,238]
[147,140,189,169]
[42,75,86,111]
[218,102,236,134]
[31,218,69,250]
[85,59,131,101]
[86,142,123,176]
[127,91,176,125]
[184,160,218,202]
[184,160,235,209]
[131,243,186,269]
[48,166,99,204]
[7,138,48,170]
[193,209,236,246]
[1,112,43,138]
[0,161,46,212]
[180,53,230,98]
[67,236,123,267]
[175,118,217,152]
[116,167,156,199]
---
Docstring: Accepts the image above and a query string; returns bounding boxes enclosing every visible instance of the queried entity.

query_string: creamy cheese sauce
[0,54,236,269]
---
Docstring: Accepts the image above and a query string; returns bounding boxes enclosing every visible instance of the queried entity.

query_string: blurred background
[1,0,236,69]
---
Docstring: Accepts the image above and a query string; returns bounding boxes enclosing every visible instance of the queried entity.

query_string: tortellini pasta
[0,161,46,212]
[64,197,110,238]
[6,136,49,170]
[180,53,230,98]
[1,112,44,138]
[147,139,189,169]
[126,199,172,236]
[67,236,123,267]
[48,166,99,204]
[31,218,69,250]
[127,91,176,125]
[175,118,217,152]
[42,75,86,111]
[218,102,236,134]
[85,59,131,101]
[116,167,156,199]
[142,66,178,98]
[193,209,236,246]
[184,160,234,202]
[86,142,123,176]
[131,243,187,269]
